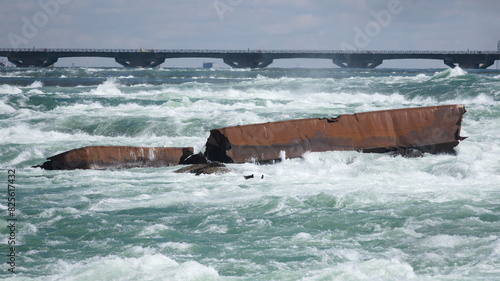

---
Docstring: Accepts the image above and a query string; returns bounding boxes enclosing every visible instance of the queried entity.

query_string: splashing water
[1,67,499,280]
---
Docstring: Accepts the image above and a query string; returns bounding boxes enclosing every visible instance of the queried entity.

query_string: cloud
[0,0,498,66]
[264,13,323,36]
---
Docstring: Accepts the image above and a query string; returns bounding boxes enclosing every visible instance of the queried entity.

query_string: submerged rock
[173,161,230,175]
[244,174,264,180]
[391,148,424,158]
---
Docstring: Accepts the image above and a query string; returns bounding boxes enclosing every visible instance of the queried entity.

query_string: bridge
[1,48,499,69]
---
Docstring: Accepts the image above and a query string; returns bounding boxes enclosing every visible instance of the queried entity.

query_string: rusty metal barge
[35,146,197,170]
[35,104,466,170]
[205,104,466,163]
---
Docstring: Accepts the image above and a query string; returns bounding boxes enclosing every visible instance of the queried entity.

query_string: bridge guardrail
[1,48,500,55]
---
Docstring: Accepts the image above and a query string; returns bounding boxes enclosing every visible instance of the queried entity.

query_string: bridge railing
[1,48,500,55]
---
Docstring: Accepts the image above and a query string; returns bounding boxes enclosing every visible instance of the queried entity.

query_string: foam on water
[0,99,16,113]
[432,66,468,79]
[0,84,22,94]
[448,66,468,77]
[89,78,123,96]
[1,67,499,280]
[301,259,416,281]
[26,81,43,88]
[43,253,220,281]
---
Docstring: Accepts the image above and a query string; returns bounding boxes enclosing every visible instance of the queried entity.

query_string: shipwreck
[34,146,202,170]
[205,104,467,163]
[35,104,466,170]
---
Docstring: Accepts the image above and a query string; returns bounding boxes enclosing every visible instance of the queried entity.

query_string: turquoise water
[0,67,499,280]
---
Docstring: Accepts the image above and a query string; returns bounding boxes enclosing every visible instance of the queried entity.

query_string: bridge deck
[1,48,499,68]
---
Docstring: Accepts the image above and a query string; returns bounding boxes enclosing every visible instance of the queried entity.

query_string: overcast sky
[1,0,499,68]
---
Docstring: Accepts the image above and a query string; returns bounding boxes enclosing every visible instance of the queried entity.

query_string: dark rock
[392,148,424,158]
[244,174,265,179]
[180,152,208,165]
[173,161,230,175]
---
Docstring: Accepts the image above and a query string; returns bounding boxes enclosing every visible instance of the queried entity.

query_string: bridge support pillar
[333,59,383,68]
[115,55,165,68]
[223,58,273,68]
[223,53,273,68]
[8,55,58,67]
[332,59,347,68]
[332,55,383,68]
[444,56,496,69]
[458,60,495,69]
[443,59,456,68]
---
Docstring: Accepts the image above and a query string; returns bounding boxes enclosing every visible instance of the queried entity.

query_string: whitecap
[292,232,313,241]
[0,84,22,94]
[0,123,98,145]
[27,88,44,94]
[89,78,123,96]
[9,147,45,166]
[301,258,415,281]
[0,100,16,113]
[415,73,429,79]
[421,234,466,248]
[26,80,43,88]
[432,66,468,79]
[158,242,193,252]
[448,66,468,77]
[52,254,220,281]
[138,224,172,237]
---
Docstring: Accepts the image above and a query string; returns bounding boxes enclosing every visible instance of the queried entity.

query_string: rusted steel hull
[37,146,195,170]
[205,105,467,163]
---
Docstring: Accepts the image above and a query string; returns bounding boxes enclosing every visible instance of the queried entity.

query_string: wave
[3,66,499,281]
[431,67,468,80]
[26,80,43,88]
[0,84,22,94]
[44,253,220,281]
[88,78,124,96]
[0,99,16,113]
[3,67,497,93]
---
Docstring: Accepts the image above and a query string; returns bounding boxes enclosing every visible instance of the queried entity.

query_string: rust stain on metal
[36,146,194,170]
[205,105,467,163]
[36,105,467,170]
